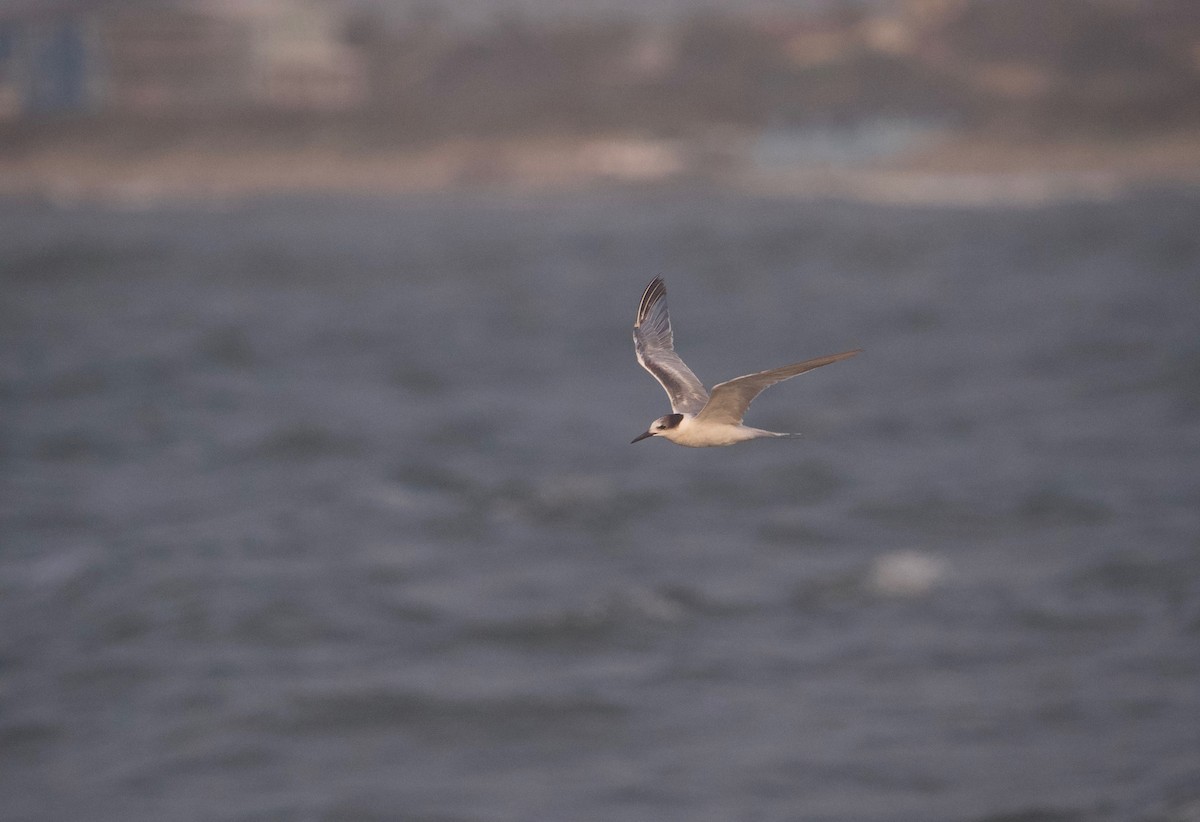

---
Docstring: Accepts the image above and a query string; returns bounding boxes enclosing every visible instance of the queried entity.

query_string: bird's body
[644,415,789,448]
[631,277,859,447]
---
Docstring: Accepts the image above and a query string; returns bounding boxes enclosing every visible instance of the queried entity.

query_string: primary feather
[696,350,862,425]
[633,277,709,414]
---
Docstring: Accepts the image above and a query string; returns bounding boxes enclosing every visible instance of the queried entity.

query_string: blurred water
[2,187,1199,822]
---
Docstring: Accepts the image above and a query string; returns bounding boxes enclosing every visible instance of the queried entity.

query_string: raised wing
[695,349,861,425]
[633,277,709,414]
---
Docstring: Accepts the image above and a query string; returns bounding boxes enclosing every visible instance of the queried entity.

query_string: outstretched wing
[696,349,861,425]
[633,277,709,415]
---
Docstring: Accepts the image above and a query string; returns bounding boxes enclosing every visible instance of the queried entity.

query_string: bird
[631,276,860,447]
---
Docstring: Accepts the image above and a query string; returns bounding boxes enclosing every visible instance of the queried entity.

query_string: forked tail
[747,429,802,439]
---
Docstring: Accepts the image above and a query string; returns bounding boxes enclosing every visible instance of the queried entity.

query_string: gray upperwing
[634,277,709,414]
[696,349,862,425]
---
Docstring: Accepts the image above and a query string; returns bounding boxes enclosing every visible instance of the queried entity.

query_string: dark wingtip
[636,276,666,326]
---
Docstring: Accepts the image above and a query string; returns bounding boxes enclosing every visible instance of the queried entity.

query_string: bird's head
[632,413,684,443]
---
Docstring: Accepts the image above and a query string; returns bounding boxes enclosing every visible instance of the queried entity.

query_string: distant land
[2,0,1199,203]
[3,125,1199,207]
[346,0,842,25]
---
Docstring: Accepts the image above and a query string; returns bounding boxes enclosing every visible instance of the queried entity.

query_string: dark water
[2,186,1199,822]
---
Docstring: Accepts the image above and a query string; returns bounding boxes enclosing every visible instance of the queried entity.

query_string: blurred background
[2,1,1199,821]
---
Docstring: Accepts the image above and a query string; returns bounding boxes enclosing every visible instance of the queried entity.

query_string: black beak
[631,431,654,444]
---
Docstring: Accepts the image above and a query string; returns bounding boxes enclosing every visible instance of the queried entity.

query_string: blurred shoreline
[5,0,1199,207]
[2,126,1200,207]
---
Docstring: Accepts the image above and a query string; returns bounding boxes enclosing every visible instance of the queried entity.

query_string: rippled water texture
[3,188,1199,822]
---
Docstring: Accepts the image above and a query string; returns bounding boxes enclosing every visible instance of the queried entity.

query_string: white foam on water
[865,550,947,597]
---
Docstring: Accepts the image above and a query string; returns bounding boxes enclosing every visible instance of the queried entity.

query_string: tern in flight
[631,277,860,447]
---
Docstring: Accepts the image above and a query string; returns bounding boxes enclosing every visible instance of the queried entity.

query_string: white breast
[661,416,769,448]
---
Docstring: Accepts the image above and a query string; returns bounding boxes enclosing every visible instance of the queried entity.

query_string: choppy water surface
[2,187,1199,822]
